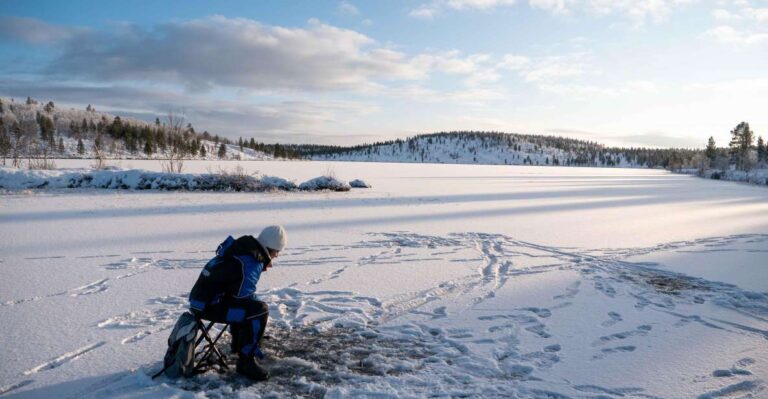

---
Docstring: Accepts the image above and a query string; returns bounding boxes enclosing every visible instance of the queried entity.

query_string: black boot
[236,356,270,382]
[229,325,240,353]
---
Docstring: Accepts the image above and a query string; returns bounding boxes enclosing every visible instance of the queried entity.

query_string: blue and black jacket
[189,235,272,312]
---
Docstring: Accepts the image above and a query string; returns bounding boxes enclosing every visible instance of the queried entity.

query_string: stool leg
[194,322,230,374]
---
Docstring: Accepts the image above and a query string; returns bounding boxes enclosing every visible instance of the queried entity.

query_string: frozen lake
[1,160,767,398]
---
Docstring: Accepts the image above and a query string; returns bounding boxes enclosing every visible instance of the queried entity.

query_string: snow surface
[1,160,767,399]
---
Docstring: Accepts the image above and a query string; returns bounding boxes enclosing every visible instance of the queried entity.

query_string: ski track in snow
[22,341,107,376]
[4,232,768,398]
[1,255,206,307]
[0,380,34,396]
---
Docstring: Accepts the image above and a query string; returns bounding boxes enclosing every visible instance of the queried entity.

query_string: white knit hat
[257,225,288,251]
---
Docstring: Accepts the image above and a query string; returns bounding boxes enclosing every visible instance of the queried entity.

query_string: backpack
[160,311,199,378]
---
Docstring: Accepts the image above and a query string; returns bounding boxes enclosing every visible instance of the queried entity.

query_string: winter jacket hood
[217,235,272,267]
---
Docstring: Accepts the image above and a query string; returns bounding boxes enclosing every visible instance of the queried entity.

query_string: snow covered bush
[0,167,311,192]
[259,175,297,190]
[298,176,351,191]
[349,179,371,188]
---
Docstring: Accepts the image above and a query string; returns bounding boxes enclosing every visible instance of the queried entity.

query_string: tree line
[702,122,766,174]
[2,97,764,174]
[0,96,308,166]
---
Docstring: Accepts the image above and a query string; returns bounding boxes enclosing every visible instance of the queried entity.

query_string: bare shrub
[159,112,185,174]
[27,140,56,170]
[323,164,337,179]
[91,141,109,169]
[197,165,262,191]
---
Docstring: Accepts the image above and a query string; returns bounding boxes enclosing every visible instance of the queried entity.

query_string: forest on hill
[1,97,766,178]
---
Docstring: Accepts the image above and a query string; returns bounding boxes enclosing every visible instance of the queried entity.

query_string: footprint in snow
[713,358,757,377]
[593,325,652,346]
[544,344,561,353]
[600,311,623,327]
[521,307,552,318]
[591,345,636,360]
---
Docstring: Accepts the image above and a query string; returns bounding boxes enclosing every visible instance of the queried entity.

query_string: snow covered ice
[1,160,767,398]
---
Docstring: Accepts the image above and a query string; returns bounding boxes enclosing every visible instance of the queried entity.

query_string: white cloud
[445,0,518,10]
[412,0,695,23]
[338,1,360,15]
[497,54,531,70]
[623,80,659,93]
[410,51,501,86]
[528,0,577,14]
[527,0,695,23]
[704,25,768,45]
[379,82,506,104]
[408,6,440,19]
[408,0,517,18]
[537,82,617,97]
[743,7,768,23]
[520,55,589,83]
[712,8,742,20]
[589,0,695,22]
[0,16,86,44]
[609,132,701,148]
[46,16,441,92]
[8,16,515,104]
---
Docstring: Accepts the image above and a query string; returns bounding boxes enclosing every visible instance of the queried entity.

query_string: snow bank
[0,167,356,192]
[682,168,768,187]
[298,176,351,192]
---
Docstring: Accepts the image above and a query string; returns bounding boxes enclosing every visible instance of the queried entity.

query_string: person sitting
[188,225,287,381]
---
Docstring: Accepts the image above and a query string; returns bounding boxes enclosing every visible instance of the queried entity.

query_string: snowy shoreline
[0,167,367,192]
[680,168,768,187]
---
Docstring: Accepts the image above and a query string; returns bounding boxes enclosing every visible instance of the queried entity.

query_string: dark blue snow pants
[192,297,269,357]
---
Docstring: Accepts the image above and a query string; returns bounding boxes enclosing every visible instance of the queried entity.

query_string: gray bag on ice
[161,311,199,378]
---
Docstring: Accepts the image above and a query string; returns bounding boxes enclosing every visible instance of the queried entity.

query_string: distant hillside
[296,131,700,169]
[0,96,704,171]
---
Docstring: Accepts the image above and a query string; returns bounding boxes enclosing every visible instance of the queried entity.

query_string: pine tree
[77,138,85,155]
[26,96,36,105]
[729,122,755,171]
[218,143,227,159]
[57,137,64,153]
[705,136,717,162]
[757,136,766,164]
[44,101,55,113]
[144,140,153,156]
[40,116,55,143]
[200,144,207,157]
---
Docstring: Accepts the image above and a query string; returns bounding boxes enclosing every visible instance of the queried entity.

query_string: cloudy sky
[1,0,766,147]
